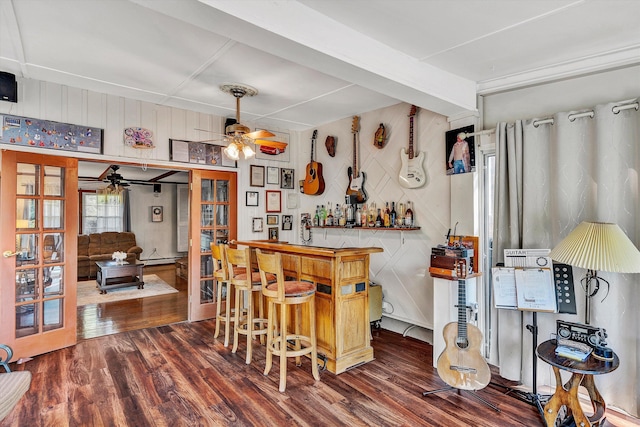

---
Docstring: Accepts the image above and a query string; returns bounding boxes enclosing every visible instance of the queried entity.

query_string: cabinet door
[0,152,78,360]
[188,169,237,321]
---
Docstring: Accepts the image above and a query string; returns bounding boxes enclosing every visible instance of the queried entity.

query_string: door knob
[3,250,20,258]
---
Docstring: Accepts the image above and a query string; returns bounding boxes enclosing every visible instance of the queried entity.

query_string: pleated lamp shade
[549,222,640,273]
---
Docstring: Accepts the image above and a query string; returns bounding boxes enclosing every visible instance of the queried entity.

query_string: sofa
[77,232,143,278]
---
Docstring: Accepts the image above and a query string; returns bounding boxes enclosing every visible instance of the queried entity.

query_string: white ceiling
[2,0,639,135]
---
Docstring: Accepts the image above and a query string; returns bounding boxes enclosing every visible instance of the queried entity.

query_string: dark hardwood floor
[77,264,188,340]
[2,265,636,426]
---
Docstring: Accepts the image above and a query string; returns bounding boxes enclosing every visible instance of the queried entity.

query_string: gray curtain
[493,98,640,416]
[123,188,131,232]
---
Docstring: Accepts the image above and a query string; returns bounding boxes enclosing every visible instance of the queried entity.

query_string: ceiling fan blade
[254,139,288,150]
[245,129,275,139]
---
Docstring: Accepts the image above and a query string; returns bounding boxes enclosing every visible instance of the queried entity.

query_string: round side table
[536,340,619,427]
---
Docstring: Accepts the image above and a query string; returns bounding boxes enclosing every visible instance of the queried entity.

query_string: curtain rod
[462,129,496,138]
[532,101,639,128]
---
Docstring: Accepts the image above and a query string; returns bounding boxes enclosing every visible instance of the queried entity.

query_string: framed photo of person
[267,166,279,185]
[268,227,279,240]
[280,168,295,189]
[252,217,264,232]
[250,165,265,187]
[266,214,279,225]
[445,125,475,175]
[282,215,293,231]
[246,191,259,206]
[265,190,282,213]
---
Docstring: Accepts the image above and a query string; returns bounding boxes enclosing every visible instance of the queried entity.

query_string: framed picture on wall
[152,206,163,222]
[445,125,475,175]
[266,214,279,225]
[268,227,279,240]
[246,191,259,206]
[282,215,293,230]
[280,168,294,189]
[266,190,281,213]
[252,217,264,232]
[250,165,265,187]
[267,166,279,185]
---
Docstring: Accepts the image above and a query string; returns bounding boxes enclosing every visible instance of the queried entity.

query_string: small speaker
[0,72,17,103]
[153,183,161,194]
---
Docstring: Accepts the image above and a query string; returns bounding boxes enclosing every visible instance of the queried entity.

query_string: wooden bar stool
[211,243,238,347]
[226,245,275,364]
[255,248,320,392]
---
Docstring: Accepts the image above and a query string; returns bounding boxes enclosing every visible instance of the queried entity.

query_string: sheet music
[492,267,517,309]
[514,268,557,312]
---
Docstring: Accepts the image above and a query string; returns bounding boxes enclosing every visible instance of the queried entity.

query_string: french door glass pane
[43,199,63,228]
[43,166,64,196]
[43,233,64,263]
[215,180,228,202]
[15,233,38,267]
[16,198,38,229]
[16,164,39,196]
[43,298,63,331]
[16,304,38,337]
[44,266,63,296]
[201,180,214,202]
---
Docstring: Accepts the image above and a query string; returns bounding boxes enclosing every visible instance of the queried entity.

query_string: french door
[189,169,236,321]
[0,151,78,360]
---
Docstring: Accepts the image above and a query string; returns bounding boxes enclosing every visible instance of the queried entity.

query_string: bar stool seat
[256,248,320,392]
[226,245,276,364]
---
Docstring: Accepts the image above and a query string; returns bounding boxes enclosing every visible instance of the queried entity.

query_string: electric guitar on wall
[346,116,367,203]
[399,105,426,188]
[303,130,325,195]
[437,265,491,391]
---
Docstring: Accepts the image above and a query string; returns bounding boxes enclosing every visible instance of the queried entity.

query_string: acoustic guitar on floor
[399,105,426,188]
[437,262,491,391]
[346,116,367,203]
[303,129,325,195]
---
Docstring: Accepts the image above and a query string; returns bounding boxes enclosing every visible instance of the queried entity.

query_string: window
[82,191,124,234]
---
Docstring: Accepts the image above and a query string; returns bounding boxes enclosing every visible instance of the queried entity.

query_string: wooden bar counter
[235,240,383,374]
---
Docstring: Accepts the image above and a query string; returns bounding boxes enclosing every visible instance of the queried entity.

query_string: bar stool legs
[231,281,267,365]
[213,279,233,347]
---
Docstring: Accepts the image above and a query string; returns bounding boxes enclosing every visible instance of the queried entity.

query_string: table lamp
[549,221,640,325]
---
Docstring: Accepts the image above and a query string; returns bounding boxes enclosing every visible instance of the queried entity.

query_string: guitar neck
[310,130,317,163]
[352,132,359,176]
[408,116,414,159]
[457,277,467,339]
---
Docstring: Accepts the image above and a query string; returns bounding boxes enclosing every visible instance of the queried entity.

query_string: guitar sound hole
[456,338,469,349]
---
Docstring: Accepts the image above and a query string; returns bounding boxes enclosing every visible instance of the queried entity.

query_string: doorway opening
[76,161,190,340]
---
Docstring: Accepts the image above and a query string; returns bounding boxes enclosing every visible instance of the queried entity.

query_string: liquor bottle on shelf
[339,205,347,226]
[320,204,327,226]
[346,203,355,225]
[326,207,334,226]
[397,202,405,227]
[390,202,397,227]
[368,203,376,227]
[375,209,383,227]
[405,201,414,227]
[355,205,363,227]
[383,202,390,227]
[313,206,320,226]
[333,204,341,226]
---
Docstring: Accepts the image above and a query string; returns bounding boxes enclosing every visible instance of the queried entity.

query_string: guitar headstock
[312,129,318,140]
[351,116,360,134]
[409,105,418,117]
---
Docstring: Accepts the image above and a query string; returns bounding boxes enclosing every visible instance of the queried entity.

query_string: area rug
[77,274,178,306]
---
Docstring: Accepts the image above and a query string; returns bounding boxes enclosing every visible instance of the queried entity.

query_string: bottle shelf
[308,226,420,231]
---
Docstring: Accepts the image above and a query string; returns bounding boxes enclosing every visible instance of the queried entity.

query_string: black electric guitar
[346,116,367,203]
[437,263,491,391]
[303,130,325,195]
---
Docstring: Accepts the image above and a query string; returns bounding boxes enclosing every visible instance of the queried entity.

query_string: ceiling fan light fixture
[242,143,255,158]
[223,142,240,160]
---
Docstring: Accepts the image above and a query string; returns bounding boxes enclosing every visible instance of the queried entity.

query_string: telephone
[300,213,312,245]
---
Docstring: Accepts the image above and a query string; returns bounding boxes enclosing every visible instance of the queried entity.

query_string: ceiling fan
[197,84,288,160]
[104,165,130,191]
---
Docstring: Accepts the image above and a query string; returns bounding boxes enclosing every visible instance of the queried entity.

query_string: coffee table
[95,260,145,294]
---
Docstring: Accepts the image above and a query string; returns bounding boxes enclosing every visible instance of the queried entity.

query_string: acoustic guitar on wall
[303,129,325,195]
[399,105,426,188]
[346,116,367,204]
[436,262,491,391]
